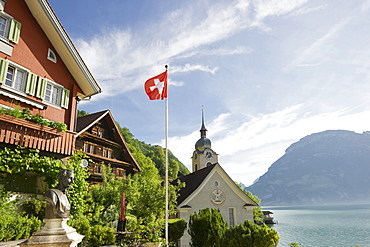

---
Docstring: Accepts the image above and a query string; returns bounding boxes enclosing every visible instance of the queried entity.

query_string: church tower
[192,110,218,172]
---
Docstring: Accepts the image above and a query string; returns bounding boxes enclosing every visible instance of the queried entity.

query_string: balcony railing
[0,114,74,155]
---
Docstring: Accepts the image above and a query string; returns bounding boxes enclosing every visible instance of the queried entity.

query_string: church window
[195,164,198,171]
[229,208,235,227]
[206,162,212,167]
[214,180,219,187]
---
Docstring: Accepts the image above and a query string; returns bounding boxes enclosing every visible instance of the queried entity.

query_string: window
[83,142,89,152]
[115,168,126,178]
[44,82,61,105]
[98,129,104,138]
[229,208,235,227]
[89,144,95,154]
[0,16,6,37]
[5,65,26,91]
[103,148,113,158]
[47,48,57,63]
[92,126,104,137]
[0,58,70,108]
[95,164,102,174]
[0,12,21,43]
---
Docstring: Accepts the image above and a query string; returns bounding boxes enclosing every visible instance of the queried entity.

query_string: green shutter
[9,19,21,44]
[61,88,70,109]
[0,58,8,84]
[36,78,47,99]
[25,73,37,96]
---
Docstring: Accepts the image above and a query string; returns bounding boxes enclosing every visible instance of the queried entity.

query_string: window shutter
[61,88,70,109]
[25,73,37,96]
[9,19,21,44]
[36,78,46,99]
[0,58,8,84]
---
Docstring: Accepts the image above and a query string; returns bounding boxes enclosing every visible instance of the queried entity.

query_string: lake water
[264,204,370,247]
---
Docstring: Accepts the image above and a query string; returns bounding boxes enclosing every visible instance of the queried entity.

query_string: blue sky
[49,0,370,186]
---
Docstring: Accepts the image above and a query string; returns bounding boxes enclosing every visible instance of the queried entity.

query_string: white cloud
[74,0,309,98]
[284,17,350,72]
[166,104,370,186]
[171,64,219,74]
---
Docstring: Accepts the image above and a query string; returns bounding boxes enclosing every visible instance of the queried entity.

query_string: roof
[76,110,107,133]
[76,110,141,172]
[24,0,101,98]
[172,164,216,204]
[172,163,259,206]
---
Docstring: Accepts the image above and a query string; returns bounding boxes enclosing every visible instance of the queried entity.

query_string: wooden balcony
[0,114,74,155]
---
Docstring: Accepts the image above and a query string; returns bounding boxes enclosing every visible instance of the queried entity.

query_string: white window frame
[89,144,95,154]
[4,61,28,93]
[43,79,62,106]
[47,48,57,63]
[0,12,11,41]
[228,207,236,227]
[83,142,89,152]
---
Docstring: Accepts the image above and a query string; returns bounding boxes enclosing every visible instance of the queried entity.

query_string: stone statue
[21,168,83,247]
[44,169,74,219]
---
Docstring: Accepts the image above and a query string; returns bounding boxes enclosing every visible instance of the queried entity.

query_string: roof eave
[24,0,102,98]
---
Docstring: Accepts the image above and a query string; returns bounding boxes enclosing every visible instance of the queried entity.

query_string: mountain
[246,130,370,205]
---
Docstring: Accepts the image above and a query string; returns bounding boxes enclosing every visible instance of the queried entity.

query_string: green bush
[168,218,187,244]
[0,187,42,242]
[68,216,116,247]
[188,208,227,247]
[88,224,116,247]
[0,106,67,131]
[218,220,279,247]
[22,197,46,220]
[0,212,41,241]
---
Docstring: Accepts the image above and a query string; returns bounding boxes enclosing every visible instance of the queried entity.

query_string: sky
[48,0,370,186]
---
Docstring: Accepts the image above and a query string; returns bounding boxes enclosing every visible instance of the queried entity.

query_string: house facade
[173,112,258,247]
[75,110,141,183]
[0,0,101,156]
[0,0,101,194]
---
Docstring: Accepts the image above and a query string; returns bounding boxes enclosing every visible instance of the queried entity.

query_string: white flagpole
[164,65,169,247]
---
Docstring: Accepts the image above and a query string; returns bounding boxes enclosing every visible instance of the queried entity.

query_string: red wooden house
[0,0,101,157]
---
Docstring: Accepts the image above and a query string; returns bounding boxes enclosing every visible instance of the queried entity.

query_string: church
[173,111,258,247]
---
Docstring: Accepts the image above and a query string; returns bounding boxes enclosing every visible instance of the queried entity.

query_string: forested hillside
[78,110,190,179]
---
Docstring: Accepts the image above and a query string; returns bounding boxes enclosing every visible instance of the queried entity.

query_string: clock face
[210,189,226,206]
[205,151,213,159]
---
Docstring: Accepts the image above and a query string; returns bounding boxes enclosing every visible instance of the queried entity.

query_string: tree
[188,208,227,247]
[218,220,279,247]
[235,182,263,222]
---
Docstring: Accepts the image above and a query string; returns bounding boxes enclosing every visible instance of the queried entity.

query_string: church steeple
[195,109,211,152]
[192,108,218,172]
[200,109,207,138]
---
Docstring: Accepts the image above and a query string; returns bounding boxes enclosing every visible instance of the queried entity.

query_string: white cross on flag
[144,71,168,100]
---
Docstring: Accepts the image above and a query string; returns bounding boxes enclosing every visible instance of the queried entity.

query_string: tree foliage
[235,182,263,222]
[117,123,190,179]
[219,220,279,247]
[189,208,279,247]
[188,208,228,247]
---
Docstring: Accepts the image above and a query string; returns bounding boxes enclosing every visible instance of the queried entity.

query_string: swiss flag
[144,71,168,100]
